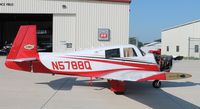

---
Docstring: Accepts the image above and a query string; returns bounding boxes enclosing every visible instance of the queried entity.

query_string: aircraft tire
[152,80,161,88]
[114,92,125,95]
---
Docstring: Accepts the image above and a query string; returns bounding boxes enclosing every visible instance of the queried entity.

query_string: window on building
[166,46,169,52]
[124,48,137,57]
[176,46,179,52]
[195,45,199,53]
[105,48,120,59]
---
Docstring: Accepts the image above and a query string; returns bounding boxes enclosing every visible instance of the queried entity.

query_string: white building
[162,20,200,58]
[141,41,161,53]
[0,0,130,52]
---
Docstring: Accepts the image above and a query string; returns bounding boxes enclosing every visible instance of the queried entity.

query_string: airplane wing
[99,70,191,82]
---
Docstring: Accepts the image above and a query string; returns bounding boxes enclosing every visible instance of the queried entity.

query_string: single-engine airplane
[5,25,192,94]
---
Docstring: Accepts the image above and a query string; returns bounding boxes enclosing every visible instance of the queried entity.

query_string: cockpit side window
[105,48,120,59]
[124,48,137,57]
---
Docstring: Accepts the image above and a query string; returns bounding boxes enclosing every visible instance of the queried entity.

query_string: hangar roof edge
[99,0,131,3]
[162,19,200,32]
[86,0,131,3]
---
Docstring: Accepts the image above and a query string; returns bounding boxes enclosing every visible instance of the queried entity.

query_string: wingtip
[166,73,192,80]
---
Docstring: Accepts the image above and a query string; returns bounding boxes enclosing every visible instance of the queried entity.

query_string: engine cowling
[154,55,173,72]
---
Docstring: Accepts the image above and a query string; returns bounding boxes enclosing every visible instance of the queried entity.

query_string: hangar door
[53,14,76,52]
[0,14,53,52]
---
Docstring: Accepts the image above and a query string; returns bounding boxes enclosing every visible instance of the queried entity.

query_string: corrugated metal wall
[1,0,76,14]
[53,14,76,52]
[75,1,129,51]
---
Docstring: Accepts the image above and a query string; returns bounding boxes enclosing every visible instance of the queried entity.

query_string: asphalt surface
[0,56,200,109]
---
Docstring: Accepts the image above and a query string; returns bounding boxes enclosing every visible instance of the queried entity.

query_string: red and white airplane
[5,25,191,94]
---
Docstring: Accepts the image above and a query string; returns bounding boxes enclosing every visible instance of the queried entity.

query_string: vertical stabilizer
[7,25,38,59]
[5,25,38,71]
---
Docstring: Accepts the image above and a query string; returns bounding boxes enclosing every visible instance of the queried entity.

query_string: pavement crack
[40,79,69,109]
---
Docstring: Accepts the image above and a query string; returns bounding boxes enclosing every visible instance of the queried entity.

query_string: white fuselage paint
[39,45,157,73]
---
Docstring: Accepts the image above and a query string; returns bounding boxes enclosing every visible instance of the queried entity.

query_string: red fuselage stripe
[61,56,160,71]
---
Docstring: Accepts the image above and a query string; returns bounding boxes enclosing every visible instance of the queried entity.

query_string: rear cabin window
[124,48,137,57]
[105,48,120,58]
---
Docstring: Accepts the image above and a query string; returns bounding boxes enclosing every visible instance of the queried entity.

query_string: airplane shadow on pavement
[125,81,200,109]
[36,77,77,91]
[36,77,200,109]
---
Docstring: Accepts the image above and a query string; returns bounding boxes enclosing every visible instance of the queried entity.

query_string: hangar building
[0,0,130,52]
[162,20,200,58]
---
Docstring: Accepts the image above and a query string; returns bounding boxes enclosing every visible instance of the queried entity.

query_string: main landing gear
[108,80,126,94]
[152,80,161,88]
[108,80,162,94]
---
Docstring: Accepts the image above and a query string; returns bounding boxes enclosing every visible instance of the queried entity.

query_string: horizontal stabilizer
[6,58,37,62]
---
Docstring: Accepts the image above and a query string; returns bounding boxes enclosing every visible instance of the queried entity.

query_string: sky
[129,0,200,43]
